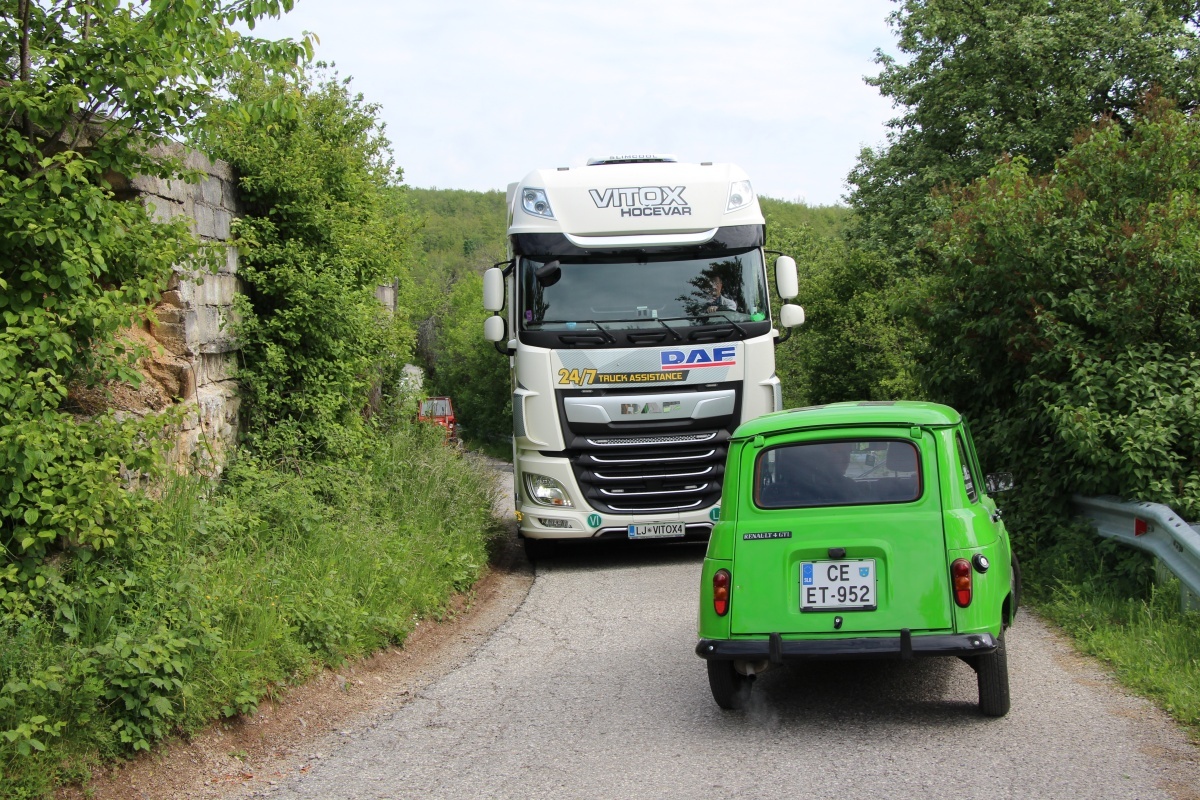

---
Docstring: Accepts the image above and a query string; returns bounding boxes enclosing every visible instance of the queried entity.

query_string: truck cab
[483,155,804,548]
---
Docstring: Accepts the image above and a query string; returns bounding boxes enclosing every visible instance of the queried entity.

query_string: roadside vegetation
[405,188,512,452]
[3,0,1199,795]
[0,4,499,797]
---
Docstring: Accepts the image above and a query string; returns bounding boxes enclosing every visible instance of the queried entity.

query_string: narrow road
[236,537,1199,799]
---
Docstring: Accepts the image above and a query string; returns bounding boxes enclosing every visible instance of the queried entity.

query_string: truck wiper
[654,318,683,341]
[686,314,747,340]
[550,320,617,346]
[589,321,617,344]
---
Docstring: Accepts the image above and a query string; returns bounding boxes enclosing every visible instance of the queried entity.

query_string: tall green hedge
[920,103,1200,580]
[201,66,416,462]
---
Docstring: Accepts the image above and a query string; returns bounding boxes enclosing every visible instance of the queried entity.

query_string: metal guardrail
[1073,495,1200,612]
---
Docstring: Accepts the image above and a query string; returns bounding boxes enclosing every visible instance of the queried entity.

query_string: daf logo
[661,346,737,369]
[588,186,692,218]
[620,401,681,416]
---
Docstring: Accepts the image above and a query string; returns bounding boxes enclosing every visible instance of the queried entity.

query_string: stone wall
[116,147,401,472]
[130,149,243,470]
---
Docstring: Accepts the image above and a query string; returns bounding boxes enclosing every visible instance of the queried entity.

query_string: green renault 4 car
[695,401,1018,716]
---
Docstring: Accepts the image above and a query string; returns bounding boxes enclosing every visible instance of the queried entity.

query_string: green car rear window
[755,439,922,508]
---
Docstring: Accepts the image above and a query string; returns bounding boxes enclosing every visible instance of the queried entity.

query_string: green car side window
[755,439,922,509]
[956,433,980,503]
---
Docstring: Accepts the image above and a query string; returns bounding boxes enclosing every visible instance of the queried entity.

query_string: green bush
[1,4,305,768]
[920,103,1200,576]
[201,65,416,462]
[768,220,922,408]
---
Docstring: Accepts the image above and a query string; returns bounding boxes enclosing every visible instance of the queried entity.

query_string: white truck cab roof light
[586,154,678,166]
[522,188,555,219]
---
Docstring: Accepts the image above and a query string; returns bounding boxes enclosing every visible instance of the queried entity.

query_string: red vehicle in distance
[418,396,458,444]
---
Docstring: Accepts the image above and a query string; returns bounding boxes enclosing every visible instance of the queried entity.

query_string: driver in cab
[705,276,738,313]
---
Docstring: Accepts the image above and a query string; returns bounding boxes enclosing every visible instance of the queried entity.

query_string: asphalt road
[237,536,1199,800]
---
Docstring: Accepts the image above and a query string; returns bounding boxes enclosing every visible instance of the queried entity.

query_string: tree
[768,220,921,408]
[0,2,307,569]
[428,273,512,444]
[920,103,1200,566]
[201,65,416,463]
[849,0,1200,256]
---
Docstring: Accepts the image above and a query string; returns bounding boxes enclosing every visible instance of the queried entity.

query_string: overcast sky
[252,0,900,206]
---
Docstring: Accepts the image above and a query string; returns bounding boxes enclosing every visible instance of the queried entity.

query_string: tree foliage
[768,217,921,408]
[407,187,507,284]
[0,0,306,581]
[201,66,416,462]
[760,197,851,241]
[402,188,510,443]
[849,0,1200,255]
[920,104,1200,573]
[427,273,512,443]
[0,0,306,788]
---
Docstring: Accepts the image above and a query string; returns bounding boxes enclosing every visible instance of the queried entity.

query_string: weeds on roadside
[0,422,499,798]
[1037,578,1200,740]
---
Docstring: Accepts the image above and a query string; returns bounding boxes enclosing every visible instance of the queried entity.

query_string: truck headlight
[522,188,555,219]
[524,473,574,508]
[726,180,753,212]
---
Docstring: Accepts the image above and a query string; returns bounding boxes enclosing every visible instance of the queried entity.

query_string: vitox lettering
[660,346,737,370]
[589,186,687,208]
[589,186,692,217]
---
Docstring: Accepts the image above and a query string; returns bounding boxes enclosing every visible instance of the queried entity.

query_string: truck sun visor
[510,224,764,258]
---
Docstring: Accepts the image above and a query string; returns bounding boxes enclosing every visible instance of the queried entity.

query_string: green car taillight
[713,569,731,616]
[951,558,972,607]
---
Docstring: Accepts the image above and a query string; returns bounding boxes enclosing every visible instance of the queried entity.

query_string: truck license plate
[801,559,877,611]
[628,522,686,540]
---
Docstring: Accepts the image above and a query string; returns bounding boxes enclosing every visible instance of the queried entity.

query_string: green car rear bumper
[696,630,997,662]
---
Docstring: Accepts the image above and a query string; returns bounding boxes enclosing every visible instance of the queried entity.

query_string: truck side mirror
[779,303,805,328]
[483,267,505,312]
[483,315,506,342]
[776,256,798,300]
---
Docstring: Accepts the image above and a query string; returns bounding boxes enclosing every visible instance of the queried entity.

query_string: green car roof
[732,400,962,440]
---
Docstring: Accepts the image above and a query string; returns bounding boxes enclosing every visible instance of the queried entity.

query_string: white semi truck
[482,155,804,549]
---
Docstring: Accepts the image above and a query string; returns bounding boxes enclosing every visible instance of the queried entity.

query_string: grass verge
[0,422,502,799]
[1035,577,1200,741]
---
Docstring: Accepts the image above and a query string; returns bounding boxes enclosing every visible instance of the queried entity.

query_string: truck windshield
[518,249,769,333]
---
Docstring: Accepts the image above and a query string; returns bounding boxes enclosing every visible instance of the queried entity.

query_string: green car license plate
[801,559,877,611]
[628,522,685,539]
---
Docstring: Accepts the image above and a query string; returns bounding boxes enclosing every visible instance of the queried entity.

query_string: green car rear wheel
[707,660,754,710]
[976,630,1011,717]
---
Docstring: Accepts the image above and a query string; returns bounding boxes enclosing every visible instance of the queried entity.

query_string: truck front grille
[571,440,725,514]
[586,432,717,447]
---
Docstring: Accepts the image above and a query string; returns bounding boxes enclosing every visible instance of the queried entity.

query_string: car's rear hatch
[729,429,954,636]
